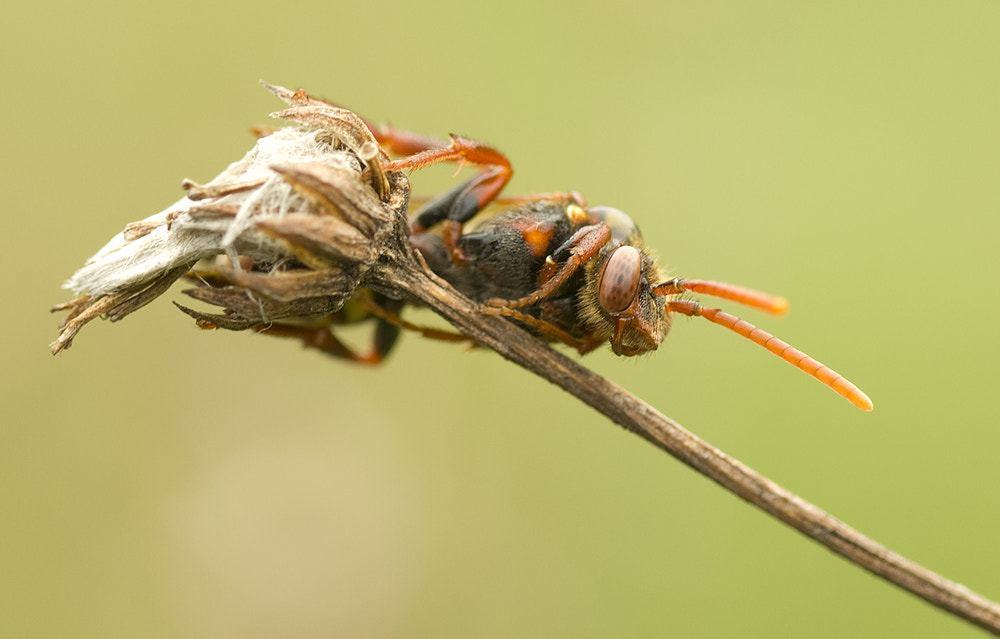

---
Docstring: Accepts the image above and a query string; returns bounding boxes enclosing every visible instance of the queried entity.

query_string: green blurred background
[3,2,999,637]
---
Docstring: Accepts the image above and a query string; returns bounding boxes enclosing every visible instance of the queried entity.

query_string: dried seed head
[51,82,410,354]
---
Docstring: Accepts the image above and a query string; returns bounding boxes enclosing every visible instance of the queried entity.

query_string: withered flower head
[51,82,413,354]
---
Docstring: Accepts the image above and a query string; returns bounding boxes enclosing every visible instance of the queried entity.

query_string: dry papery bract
[51,82,410,354]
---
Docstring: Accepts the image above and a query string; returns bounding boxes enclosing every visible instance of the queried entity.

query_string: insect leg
[259,86,448,156]
[366,124,451,158]
[387,135,513,232]
[367,126,582,226]
[249,295,404,365]
[358,295,470,345]
[252,294,471,363]
[482,305,601,354]
[253,320,394,364]
[667,299,873,411]
[484,223,612,309]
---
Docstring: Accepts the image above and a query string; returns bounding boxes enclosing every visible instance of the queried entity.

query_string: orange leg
[253,321,391,364]
[366,124,583,269]
[360,297,469,345]
[484,224,612,309]
[382,136,515,258]
[368,124,450,158]
[252,297,469,364]
[287,91,450,157]
[364,123,585,269]
[481,305,604,355]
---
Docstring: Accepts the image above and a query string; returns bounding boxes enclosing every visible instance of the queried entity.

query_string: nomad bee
[262,122,873,411]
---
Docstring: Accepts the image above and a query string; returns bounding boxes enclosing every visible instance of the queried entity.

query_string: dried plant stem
[386,262,1000,635]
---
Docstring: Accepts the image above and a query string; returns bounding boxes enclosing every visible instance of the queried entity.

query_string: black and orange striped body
[411,198,596,347]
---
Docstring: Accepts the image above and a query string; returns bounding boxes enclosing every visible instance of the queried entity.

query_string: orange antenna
[667,299,873,411]
[654,278,789,315]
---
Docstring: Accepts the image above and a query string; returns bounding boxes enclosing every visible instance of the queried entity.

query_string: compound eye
[599,246,642,313]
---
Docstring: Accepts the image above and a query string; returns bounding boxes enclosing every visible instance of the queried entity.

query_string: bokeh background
[3,2,999,637]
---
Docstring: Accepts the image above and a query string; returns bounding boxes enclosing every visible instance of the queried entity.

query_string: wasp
[252,116,873,411]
